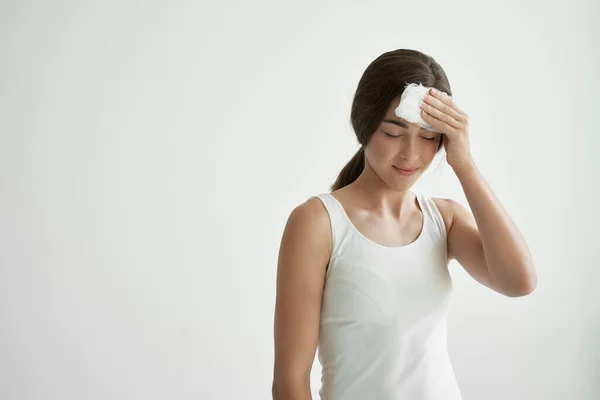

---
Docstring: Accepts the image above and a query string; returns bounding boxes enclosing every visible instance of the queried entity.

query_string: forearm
[272,378,312,400]
[453,160,537,294]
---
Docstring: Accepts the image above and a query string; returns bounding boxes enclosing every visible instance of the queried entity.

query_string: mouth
[393,166,419,175]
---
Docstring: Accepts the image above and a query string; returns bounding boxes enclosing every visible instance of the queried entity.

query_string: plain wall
[1,0,598,399]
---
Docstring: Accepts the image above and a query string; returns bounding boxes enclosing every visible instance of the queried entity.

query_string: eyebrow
[383,119,408,128]
[382,119,430,132]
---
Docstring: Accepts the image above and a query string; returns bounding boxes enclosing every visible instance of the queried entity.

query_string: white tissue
[394,82,452,133]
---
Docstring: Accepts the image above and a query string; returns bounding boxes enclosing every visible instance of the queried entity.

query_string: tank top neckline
[325,191,428,251]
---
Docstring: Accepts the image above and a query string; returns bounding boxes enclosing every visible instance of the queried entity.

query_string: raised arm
[272,198,331,400]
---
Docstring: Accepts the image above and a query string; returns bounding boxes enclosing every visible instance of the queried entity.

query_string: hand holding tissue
[397,82,473,168]
[395,83,452,133]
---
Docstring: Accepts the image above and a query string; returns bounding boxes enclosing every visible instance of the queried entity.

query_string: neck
[346,161,416,217]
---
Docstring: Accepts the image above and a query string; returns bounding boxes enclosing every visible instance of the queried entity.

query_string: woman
[272,48,537,400]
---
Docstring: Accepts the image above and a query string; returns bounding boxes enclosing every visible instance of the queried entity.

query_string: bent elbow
[506,277,537,297]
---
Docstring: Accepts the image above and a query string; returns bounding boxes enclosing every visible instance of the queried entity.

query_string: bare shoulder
[431,197,456,235]
[277,196,333,281]
[288,196,333,260]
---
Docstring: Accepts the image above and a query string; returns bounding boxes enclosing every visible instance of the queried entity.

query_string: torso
[312,189,462,399]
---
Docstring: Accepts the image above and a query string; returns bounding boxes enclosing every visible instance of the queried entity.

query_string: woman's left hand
[420,88,473,168]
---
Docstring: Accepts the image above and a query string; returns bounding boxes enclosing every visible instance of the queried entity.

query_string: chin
[388,176,416,188]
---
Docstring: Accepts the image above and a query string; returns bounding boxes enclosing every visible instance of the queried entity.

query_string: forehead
[382,117,429,132]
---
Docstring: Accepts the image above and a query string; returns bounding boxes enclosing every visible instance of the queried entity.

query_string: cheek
[421,144,438,163]
[367,137,396,163]
[427,140,440,153]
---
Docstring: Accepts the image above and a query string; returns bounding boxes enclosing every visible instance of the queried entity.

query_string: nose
[398,136,420,162]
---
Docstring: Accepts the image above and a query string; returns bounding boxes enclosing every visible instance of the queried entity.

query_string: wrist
[450,158,477,174]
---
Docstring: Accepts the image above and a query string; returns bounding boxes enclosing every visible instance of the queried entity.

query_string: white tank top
[312,191,462,400]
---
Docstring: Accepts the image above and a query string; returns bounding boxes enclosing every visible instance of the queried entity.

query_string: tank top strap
[311,193,350,267]
[416,192,448,242]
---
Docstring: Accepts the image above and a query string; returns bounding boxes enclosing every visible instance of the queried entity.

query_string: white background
[1,1,598,399]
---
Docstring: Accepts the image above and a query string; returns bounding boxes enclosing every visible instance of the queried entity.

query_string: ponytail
[330,146,365,191]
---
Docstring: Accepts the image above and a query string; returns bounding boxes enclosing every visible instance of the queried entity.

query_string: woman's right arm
[272,198,332,400]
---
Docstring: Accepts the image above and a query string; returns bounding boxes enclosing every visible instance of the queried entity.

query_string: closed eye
[384,131,437,141]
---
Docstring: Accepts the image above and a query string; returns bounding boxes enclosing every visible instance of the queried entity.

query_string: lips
[394,166,418,172]
[393,165,419,176]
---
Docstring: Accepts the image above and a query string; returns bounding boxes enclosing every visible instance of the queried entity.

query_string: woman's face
[364,95,442,188]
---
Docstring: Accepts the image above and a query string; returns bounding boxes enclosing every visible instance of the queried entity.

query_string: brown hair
[330,49,453,192]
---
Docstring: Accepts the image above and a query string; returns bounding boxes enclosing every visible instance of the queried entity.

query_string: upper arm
[434,197,506,295]
[272,197,331,390]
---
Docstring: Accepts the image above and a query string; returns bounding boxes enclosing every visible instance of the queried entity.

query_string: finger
[421,109,457,135]
[424,94,465,125]
[429,89,467,118]
[421,103,461,130]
